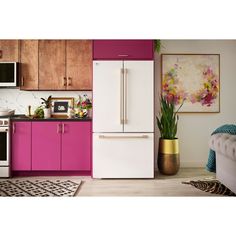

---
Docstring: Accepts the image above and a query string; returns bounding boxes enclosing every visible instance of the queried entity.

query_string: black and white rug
[0,179,82,197]
[182,180,236,196]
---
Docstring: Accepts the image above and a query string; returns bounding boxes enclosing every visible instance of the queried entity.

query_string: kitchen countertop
[7,114,92,122]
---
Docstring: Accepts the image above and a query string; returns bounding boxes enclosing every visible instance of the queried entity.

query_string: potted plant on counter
[41,95,52,119]
[156,95,184,175]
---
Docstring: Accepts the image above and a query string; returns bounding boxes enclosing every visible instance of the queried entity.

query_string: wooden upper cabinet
[20,40,38,90]
[18,40,92,90]
[66,40,92,90]
[0,40,19,62]
[39,40,66,90]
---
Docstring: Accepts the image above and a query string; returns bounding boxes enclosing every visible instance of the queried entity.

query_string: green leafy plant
[41,95,52,109]
[34,106,44,118]
[154,40,161,53]
[156,96,184,139]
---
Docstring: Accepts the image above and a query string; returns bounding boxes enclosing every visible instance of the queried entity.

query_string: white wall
[0,89,92,114]
[155,40,236,167]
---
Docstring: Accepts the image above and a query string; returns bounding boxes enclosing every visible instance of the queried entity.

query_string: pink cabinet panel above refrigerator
[93,40,154,60]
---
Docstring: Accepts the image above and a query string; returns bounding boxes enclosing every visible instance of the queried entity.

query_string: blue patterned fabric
[206,124,236,172]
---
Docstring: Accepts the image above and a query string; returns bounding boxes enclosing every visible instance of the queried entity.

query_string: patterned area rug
[0,179,81,197]
[182,180,236,196]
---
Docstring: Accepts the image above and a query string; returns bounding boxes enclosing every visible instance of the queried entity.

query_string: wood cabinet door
[0,40,19,62]
[20,40,38,90]
[39,40,66,90]
[61,121,91,171]
[32,122,61,170]
[66,40,92,90]
[11,122,32,171]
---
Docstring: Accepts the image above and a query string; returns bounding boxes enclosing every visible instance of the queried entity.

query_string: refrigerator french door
[93,60,154,178]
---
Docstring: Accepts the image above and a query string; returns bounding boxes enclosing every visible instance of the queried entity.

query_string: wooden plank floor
[4,168,217,196]
[77,168,217,196]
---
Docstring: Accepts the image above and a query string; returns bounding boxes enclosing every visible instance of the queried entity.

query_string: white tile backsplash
[0,89,92,114]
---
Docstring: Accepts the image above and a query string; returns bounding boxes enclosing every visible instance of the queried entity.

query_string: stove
[0,117,10,177]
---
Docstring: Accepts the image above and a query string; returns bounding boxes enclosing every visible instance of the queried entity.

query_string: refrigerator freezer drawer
[93,133,154,178]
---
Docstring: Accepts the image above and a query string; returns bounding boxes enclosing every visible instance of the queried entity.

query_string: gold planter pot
[158,138,180,175]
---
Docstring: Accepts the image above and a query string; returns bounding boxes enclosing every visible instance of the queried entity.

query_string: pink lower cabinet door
[11,122,32,171]
[32,122,61,170]
[61,121,91,171]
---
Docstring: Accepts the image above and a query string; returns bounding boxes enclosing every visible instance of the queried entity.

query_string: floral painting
[161,54,220,112]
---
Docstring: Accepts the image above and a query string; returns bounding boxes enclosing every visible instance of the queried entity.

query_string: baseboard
[12,171,92,177]
[180,161,206,168]
[154,161,206,170]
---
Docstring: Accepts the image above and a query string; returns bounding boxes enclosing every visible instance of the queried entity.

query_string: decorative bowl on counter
[0,108,15,116]
[74,108,88,118]
[74,113,88,118]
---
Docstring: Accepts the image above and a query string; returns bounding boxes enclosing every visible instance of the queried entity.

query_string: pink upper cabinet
[93,40,154,60]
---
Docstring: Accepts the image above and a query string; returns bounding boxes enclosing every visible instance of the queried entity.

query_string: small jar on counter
[67,107,75,118]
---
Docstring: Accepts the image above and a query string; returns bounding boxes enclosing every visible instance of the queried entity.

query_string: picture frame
[50,97,74,118]
[161,54,220,113]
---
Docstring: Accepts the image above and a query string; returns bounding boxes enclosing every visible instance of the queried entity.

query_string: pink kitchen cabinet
[61,122,91,171]
[32,122,61,170]
[93,40,154,60]
[11,121,91,173]
[11,122,32,171]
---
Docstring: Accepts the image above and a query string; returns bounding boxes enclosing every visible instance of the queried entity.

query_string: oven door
[0,127,9,166]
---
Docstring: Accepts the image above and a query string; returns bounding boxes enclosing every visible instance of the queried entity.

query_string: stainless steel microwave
[0,62,18,87]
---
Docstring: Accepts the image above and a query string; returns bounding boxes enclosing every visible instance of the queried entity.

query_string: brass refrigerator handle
[99,135,149,139]
[120,68,124,124]
[124,68,128,124]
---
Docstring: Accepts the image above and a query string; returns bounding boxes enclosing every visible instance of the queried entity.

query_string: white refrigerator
[93,60,154,178]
